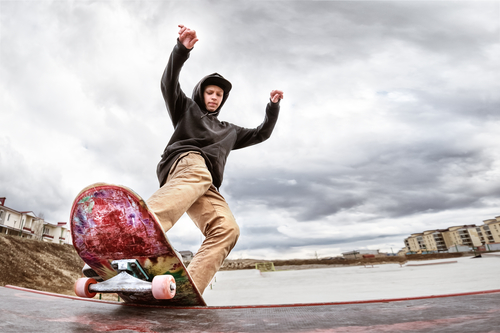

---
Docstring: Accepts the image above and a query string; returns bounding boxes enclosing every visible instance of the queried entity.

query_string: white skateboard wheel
[152,275,176,300]
[74,277,97,298]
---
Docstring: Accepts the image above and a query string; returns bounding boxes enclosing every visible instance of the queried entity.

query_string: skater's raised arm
[232,90,284,150]
[161,25,199,125]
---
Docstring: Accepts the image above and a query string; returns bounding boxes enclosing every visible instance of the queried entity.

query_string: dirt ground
[0,234,466,299]
[0,233,84,295]
[217,252,464,271]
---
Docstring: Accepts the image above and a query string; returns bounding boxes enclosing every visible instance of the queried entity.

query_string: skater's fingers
[270,90,284,102]
[187,29,197,38]
[189,38,199,48]
[180,29,196,40]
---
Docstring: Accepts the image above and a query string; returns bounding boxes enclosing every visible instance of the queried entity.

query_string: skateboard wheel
[74,277,97,298]
[152,275,176,300]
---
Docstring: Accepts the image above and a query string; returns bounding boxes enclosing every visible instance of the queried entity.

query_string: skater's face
[204,85,224,112]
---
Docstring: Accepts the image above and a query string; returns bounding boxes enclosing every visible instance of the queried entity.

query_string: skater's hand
[270,90,284,103]
[178,24,199,49]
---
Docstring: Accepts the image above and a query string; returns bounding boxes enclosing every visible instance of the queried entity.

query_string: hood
[192,73,232,115]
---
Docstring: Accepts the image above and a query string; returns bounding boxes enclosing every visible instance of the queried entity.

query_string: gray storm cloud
[1,1,499,259]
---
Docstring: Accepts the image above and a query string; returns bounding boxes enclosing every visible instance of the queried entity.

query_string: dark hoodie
[156,39,280,189]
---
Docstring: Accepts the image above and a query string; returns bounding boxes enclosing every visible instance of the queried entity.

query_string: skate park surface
[1,255,499,332]
[203,255,500,306]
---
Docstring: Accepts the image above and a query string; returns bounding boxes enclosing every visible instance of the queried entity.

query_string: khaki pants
[146,152,240,293]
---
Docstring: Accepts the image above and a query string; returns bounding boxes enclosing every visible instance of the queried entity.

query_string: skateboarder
[146,25,283,294]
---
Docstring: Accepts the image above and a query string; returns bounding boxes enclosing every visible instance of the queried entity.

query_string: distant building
[41,221,69,244]
[422,230,448,252]
[0,197,68,244]
[179,250,194,261]
[404,217,500,253]
[342,249,381,259]
[404,233,424,253]
[477,218,500,244]
[405,225,479,253]
[397,247,408,256]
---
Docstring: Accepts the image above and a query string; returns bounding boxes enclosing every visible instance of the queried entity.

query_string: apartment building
[430,230,447,251]
[404,218,500,253]
[441,225,482,249]
[41,222,69,244]
[476,217,500,244]
[0,197,68,244]
[404,233,423,252]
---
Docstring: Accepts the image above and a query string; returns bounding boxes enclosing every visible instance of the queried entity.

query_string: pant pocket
[169,152,201,175]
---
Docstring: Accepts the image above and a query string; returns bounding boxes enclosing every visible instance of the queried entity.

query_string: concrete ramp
[1,285,500,332]
[203,257,500,306]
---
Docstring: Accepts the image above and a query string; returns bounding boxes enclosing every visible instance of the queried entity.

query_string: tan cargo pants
[146,152,240,294]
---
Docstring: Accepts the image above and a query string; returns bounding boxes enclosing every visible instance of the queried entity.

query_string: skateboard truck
[111,259,150,281]
[74,259,176,300]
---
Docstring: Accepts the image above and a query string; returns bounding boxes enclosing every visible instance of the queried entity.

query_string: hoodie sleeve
[232,100,280,150]
[161,39,192,126]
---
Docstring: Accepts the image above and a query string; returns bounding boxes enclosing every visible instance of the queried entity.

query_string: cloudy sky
[1,0,499,259]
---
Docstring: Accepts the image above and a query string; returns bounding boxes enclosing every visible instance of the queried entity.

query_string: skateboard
[70,183,206,306]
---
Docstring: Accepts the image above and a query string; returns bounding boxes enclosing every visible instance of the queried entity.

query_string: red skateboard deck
[70,183,206,306]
